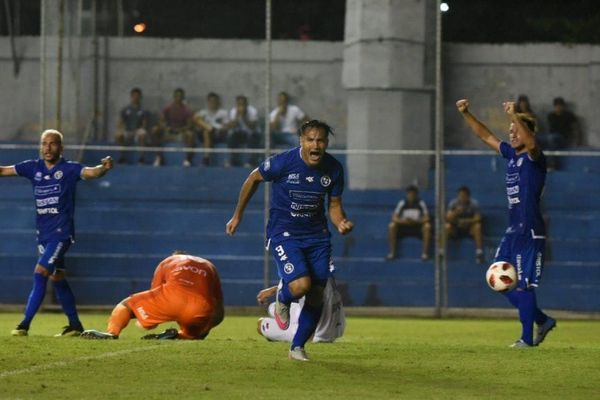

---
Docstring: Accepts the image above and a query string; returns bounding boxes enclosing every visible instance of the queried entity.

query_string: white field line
[0,343,175,379]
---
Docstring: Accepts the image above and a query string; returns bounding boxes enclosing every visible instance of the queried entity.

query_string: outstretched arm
[503,101,541,160]
[81,156,114,180]
[256,286,277,304]
[329,196,354,235]
[226,168,264,236]
[0,166,17,177]
[456,99,502,153]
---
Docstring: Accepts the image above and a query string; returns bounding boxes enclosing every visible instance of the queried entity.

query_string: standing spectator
[195,92,230,166]
[115,88,147,164]
[226,95,261,167]
[386,185,432,261]
[546,97,582,148]
[515,95,537,122]
[445,186,484,264]
[269,92,309,148]
[152,88,195,167]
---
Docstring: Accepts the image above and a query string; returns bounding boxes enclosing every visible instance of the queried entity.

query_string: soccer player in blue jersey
[226,120,353,361]
[456,99,557,348]
[0,129,113,337]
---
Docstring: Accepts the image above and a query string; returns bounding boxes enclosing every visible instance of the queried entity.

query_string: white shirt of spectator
[394,199,429,221]
[269,104,306,133]
[229,105,259,133]
[196,108,229,130]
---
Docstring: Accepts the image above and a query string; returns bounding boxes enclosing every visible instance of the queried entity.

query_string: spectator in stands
[115,88,148,164]
[152,88,195,167]
[515,94,537,123]
[445,186,485,264]
[269,91,309,148]
[386,185,432,261]
[546,97,582,148]
[225,95,261,167]
[195,92,230,166]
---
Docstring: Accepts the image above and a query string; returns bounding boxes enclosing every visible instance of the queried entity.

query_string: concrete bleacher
[0,147,599,311]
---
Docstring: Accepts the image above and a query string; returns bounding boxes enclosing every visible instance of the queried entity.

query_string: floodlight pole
[263,0,272,290]
[434,0,448,317]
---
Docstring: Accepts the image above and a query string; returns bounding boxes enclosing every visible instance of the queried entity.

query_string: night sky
[1,0,600,43]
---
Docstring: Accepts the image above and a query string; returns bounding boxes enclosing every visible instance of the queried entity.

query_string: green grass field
[1,312,599,400]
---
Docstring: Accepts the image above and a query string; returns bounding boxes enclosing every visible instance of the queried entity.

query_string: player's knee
[34,264,52,277]
[288,276,311,297]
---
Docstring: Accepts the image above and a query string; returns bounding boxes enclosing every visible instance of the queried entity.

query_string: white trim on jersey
[530,229,546,239]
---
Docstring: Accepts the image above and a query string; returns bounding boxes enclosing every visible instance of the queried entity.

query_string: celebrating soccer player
[81,252,224,340]
[456,99,557,347]
[226,119,353,361]
[1,129,113,337]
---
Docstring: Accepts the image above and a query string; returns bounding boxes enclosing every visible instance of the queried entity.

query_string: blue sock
[277,283,296,305]
[516,290,536,345]
[503,290,519,308]
[53,279,82,327]
[291,303,323,350]
[20,273,49,329]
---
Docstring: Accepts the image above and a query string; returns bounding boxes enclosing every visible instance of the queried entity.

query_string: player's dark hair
[207,92,220,100]
[298,119,334,137]
[405,185,419,194]
[236,95,247,103]
[553,97,565,106]
[174,88,185,98]
[130,87,142,96]
[515,113,537,133]
[278,91,289,100]
[458,186,470,195]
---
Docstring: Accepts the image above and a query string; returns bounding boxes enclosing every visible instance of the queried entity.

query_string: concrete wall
[1,37,599,148]
[0,37,346,144]
[444,43,600,148]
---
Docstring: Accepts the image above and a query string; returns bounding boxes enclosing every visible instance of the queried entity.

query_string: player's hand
[256,288,272,304]
[226,216,240,236]
[503,101,516,115]
[456,99,469,113]
[337,219,354,235]
[101,156,114,170]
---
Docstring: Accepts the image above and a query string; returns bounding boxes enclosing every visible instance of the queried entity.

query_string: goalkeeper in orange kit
[81,252,224,340]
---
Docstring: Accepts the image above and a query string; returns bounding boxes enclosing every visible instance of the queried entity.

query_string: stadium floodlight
[133,23,146,33]
[440,2,449,12]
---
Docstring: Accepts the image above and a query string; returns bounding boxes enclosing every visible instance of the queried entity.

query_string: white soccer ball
[485,261,517,292]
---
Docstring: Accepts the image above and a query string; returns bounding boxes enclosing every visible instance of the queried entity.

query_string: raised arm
[225,168,264,236]
[256,285,277,304]
[0,165,17,177]
[456,99,502,153]
[81,156,114,180]
[328,196,354,235]
[503,101,541,160]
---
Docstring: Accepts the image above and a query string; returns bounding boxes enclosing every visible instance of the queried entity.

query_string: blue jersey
[15,158,84,242]
[500,142,546,235]
[258,147,344,240]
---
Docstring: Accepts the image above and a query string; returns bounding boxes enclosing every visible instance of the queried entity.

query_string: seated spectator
[515,94,537,122]
[115,87,147,164]
[386,185,432,261]
[269,91,308,148]
[546,97,582,148]
[445,186,484,264]
[226,95,261,167]
[195,92,230,166]
[152,88,195,167]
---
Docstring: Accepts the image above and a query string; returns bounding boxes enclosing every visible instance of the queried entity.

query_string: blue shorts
[37,240,72,273]
[269,236,333,284]
[494,230,545,289]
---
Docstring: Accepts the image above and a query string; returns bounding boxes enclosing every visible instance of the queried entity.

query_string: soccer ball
[485,261,517,292]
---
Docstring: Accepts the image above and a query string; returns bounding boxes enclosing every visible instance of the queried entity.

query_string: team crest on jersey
[283,262,294,274]
[53,170,63,180]
[320,175,331,187]
[517,158,523,167]
[34,172,42,182]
